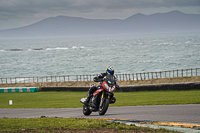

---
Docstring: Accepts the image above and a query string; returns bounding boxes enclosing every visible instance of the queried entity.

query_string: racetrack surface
[1,104,200,124]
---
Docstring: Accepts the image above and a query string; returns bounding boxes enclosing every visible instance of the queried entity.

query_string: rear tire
[83,105,92,116]
[99,98,109,115]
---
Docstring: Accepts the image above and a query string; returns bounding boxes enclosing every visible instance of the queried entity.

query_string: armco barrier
[119,82,200,92]
[0,87,39,93]
[41,87,89,92]
[40,82,200,92]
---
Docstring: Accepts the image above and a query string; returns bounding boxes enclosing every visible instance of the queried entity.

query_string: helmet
[106,66,114,75]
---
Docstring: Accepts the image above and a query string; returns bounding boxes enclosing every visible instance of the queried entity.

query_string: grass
[113,90,200,106]
[0,117,176,133]
[0,90,200,108]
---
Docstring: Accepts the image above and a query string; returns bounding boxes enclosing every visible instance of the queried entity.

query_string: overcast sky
[0,0,200,30]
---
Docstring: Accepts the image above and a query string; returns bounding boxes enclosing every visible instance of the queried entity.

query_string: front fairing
[101,81,116,92]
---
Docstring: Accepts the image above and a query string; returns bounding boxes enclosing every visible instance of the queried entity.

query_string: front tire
[99,98,109,115]
[83,105,92,116]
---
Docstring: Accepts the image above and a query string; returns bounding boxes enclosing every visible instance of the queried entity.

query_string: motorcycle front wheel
[98,98,109,115]
[83,105,92,116]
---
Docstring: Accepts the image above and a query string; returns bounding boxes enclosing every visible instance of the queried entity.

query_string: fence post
[186,69,188,77]
[196,68,197,76]
[136,73,138,81]
[191,68,193,77]
[177,70,179,77]
[182,69,183,77]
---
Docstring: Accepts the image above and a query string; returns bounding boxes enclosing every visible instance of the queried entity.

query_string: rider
[84,66,119,107]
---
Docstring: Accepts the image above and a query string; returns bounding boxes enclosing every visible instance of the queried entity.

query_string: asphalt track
[0,104,200,124]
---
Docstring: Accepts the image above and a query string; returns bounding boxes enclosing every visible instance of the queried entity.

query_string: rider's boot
[83,96,90,105]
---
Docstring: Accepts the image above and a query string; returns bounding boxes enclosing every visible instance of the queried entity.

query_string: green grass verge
[0,117,175,132]
[0,90,200,108]
[114,90,200,106]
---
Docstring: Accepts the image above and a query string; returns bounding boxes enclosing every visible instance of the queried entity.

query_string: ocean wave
[72,46,85,49]
[1,49,24,51]
[32,48,46,51]
[72,46,78,49]
[55,47,69,50]
[1,46,84,52]
[47,47,69,50]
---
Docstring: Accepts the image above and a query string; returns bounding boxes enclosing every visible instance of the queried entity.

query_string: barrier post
[196,68,197,76]
[191,69,193,76]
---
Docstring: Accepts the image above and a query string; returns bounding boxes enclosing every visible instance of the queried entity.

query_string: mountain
[0,11,200,38]
[124,11,200,33]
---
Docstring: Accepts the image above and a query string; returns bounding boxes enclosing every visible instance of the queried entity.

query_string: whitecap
[72,46,78,49]
[55,47,69,50]
[44,47,69,51]
[46,48,54,51]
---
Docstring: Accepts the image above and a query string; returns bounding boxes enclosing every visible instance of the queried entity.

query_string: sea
[0,32,200,78]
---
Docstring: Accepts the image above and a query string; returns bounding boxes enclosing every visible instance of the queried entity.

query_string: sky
[0,0,200,30]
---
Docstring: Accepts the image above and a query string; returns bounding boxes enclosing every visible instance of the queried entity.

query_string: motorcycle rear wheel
[83,105,92,116]
[98,98,109,115]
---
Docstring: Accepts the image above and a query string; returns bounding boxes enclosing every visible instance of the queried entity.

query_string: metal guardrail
[116,68,200,81]
[0,68,199,84]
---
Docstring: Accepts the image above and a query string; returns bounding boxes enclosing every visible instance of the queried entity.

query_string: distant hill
[0,10,200,38]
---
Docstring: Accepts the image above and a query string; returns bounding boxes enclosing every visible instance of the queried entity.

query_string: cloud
[0,0,200,29]
[1,0,200,15]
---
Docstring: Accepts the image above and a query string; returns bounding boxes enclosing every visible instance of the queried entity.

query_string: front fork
[100,92,110,107]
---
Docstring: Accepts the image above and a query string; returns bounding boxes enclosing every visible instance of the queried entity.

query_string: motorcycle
[80,75,117,115]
